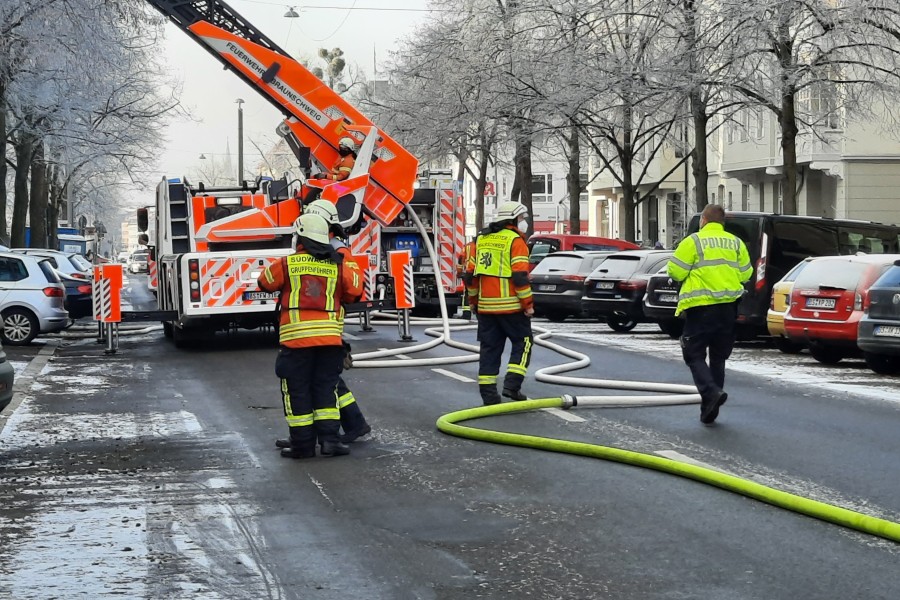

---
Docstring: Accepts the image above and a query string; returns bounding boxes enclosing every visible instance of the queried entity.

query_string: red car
[783,254,900,364]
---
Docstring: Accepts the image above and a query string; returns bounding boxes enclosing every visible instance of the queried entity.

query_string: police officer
[258,213,363,457]
[667,204,752,425]
[466,201,534,405]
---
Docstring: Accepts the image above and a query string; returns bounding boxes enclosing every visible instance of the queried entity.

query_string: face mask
[518,219,529,234]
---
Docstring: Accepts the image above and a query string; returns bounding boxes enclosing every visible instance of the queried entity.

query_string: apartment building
[588,106,900,247]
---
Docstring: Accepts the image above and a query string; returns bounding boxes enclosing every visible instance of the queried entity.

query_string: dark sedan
[643,272,683,337]
[57,271,93,320]
[530,251,612,321]
[857,260,900,374]
[582,250,673,332]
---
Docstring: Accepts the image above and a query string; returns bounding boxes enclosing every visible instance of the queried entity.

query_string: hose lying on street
[436,399,900,545]
[354,206,900,544]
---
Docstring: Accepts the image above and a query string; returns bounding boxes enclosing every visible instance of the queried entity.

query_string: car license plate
[537,284,556,292]
[660,293,678,303]
[597,281,615,290]
[805,297,836,309]
[243,291,279,301]
[874,325,900,337]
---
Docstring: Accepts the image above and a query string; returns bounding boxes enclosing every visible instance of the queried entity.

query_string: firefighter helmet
[305,199,339,224]
[293,214,331,245]
[496,201,528,222]
[338,137,356,151]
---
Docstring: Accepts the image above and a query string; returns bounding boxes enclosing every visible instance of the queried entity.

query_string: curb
[0,341,59,434]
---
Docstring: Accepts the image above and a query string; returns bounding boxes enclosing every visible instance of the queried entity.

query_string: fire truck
[135,0,464,343]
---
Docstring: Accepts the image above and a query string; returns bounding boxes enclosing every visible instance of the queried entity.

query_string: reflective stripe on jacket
[667,222,752,316]
[466,226,533,314]
[258,248,363,347]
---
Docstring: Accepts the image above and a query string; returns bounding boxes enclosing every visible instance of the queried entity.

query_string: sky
[143,0,432,194]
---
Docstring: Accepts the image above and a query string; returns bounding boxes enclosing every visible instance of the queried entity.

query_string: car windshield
[794,260,870,291]
[591,255,642,278]
[531,255,583,274]
[873,265,900,288]
[69,254,91,270]
[38,259,61,283]
[133,253,148,260]
[572,242,621,251]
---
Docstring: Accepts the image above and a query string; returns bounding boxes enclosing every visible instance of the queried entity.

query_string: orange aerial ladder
[135,0,460,343]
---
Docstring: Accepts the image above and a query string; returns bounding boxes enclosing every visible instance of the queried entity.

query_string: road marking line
[1,341,59,433]
[655,450,733,476]
[432,368,475,383]
[342,333,361,341]
[542,407,586,422]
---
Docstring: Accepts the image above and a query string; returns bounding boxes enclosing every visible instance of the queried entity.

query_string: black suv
[857,260,900,374]
[643,273,683,337]
[531,251,612,321]
[582,250,673,332]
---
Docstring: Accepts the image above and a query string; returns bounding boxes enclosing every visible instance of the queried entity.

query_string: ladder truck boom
[145,0,418,227]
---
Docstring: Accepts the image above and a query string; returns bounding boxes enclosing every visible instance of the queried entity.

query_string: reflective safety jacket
[327,155,355,182]
[667,222,752,316]
[465,225,533,314]
[258,247,363,348]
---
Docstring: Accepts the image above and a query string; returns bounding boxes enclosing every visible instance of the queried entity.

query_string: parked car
[643,212,900,337]
[68,253,93,274]
[129,251,149,273]
[0,252,68,345]
[0,341,14,411]
[783,254,900,364]
[57,272,94,320]
[642,273,683,338]
[766,258,813,353]
[117,251,130,264]
[527,234,640,271]
[14,248,90,280]
[530,251,612,321]
[856,260,900,374]
[582,250,673,332]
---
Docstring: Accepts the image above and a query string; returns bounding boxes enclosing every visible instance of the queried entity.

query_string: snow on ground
[539,319,900,404]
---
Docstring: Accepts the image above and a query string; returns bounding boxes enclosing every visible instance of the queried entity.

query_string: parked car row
[0,248,94,345]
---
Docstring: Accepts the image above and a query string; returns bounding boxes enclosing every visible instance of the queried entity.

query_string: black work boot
[275,439,291,449]
[280,446,315,459]
[320,440,351,457]
[502,388,528,401]
[480,384,502,406]
[339,424,371,443]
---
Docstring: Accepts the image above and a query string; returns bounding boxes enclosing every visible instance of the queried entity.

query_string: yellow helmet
[293,213,330,245]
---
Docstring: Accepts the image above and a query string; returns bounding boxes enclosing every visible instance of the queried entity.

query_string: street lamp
[284,6,299,17]
[235,98,245,185]
[199,153,207,160]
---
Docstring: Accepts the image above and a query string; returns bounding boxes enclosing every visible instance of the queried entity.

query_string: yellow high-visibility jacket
[667,222,752,316]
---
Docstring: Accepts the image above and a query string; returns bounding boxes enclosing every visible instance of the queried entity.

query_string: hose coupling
[560,394,577,409]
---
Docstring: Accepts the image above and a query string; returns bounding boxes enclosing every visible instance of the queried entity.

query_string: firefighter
[313,137,357,182]
[258,213,364,458]
[466,201,534,405]
[272,199,371,449]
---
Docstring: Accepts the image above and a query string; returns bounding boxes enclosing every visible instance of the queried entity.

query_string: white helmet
[293,213,331,245]
[305,199,339,225]
[338,137,355,151]
[496,201,528,222]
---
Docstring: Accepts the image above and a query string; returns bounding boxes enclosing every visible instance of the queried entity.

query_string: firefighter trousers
[275,345,344,454]
[680,302,739,403]
[336,376,368,434]
[477,312,533,394]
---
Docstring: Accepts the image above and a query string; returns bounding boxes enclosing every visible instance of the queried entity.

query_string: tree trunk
[11,133,34,248]
[48,172,61,250]
[620,101,637,242]
[0,80,8,243]
[29,141,49,248]
[516,135,533,230]
[475,147,489,231]
[509,136,523,202]
[780,92,799,215]
[691,91,709,211]
[566,121,581,234]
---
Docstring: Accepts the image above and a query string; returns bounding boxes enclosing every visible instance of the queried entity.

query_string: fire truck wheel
[172,325,193,349]
[163,322,173,339]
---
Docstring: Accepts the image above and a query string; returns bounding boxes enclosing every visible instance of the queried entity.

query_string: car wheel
[2,308,39,345]
[546,311,569,323]
[809,343,844,365]
[774,335,804,354]
[658,320,683,338]
[864,352,900,375]
[607,315,638,333]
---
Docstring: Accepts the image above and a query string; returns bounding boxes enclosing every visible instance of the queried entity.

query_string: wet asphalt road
[1,274,899,599]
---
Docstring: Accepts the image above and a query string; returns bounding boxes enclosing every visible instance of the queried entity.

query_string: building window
[728,191,733,210]
[740,111,749,142]
[579,173,589,203]
[742,184,749,211]
[755,110,765,139]
[531,174,553,203]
